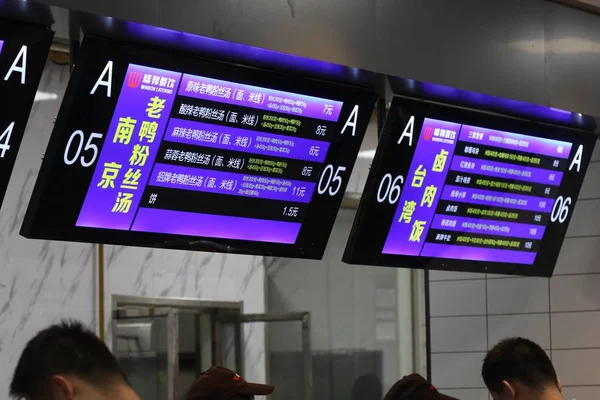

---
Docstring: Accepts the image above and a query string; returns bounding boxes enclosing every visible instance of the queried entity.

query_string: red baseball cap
[186,366,275,400]
[384,374,457,400]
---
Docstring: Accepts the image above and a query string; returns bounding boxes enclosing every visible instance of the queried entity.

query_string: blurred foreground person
[384,374,457,400]
[10,320,140,400]
[186,366,274,400]
[482,337,563,400]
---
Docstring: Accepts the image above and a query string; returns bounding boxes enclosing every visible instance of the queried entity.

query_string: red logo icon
[127,71,142,88]
[422,126,433,140]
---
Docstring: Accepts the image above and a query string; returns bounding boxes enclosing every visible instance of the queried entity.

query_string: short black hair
[10,319,127,399]
[482,337,558,394]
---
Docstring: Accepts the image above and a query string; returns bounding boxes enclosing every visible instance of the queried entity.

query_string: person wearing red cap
[384,374,457,400]
[186,366,275,400]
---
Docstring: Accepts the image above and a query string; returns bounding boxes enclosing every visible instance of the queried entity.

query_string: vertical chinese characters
[108,96,165,214]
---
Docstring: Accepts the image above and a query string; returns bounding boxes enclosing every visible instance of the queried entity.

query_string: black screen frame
[0,19,53,209]
[343,95,597,278]
[21,36,377,259]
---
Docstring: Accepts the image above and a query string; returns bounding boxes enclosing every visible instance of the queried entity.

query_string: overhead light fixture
[34,91,58,102]
[357,149,376,159]
[509,38,600,54]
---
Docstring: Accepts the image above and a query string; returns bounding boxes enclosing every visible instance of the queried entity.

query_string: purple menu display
[382,119,572,265]
[76,64,344,244]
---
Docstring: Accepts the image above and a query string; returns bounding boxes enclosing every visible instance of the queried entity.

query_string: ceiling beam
[549,0,600,16]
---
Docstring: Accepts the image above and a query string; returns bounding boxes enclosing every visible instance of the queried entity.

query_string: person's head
[186,366,274,400]
[384,374,457,400]
[10,319,138,400]
[482,337,562,400]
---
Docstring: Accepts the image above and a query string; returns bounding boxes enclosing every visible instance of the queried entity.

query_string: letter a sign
[0,20,53,209]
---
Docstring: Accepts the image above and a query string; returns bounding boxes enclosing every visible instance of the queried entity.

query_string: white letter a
[341,105,359,136]
[569,144,583,172]
[397,116,415,146]
[4,45,28,85]
[91,61,113,97]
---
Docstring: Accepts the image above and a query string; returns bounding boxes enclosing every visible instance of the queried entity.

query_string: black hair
[10,319,128,399]
[482,337,558,394]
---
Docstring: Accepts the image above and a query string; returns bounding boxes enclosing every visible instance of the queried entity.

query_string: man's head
[10,319,138,400]
[482,337,562,400]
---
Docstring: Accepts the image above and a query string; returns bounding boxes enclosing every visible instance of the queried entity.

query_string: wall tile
[488,314,550,350]
[592,146,600,162]
[566,199,600,237]
[430,270,485,281]
[486,273,517,279]
[578,162,600,200]
[552,311,600,349]
[487,278,549,315]
[553,349,600,386]
[431,316,487,353]
[554,237,600,275]
[431,352,486,389]
[551,275,600,312]
[430,280,486,317]
[561,386,600,400]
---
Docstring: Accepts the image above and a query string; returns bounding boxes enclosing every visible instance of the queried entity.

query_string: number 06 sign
[344,96,597,278]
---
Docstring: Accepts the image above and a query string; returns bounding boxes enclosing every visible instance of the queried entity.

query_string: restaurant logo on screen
[138,71,177,94]
[127,71,142,88]
[423,126,433,140]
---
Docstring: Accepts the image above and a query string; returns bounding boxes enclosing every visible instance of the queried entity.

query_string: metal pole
[212,312,223,366]
[376,74,387,139]
[167,309,180,400]
[68,10,80,71]
[111,309,119,353]
[424,270,432,380]
[98,244,105,342]
[301,313,313,400]
[194,313,202,376]
[234,315,243,374]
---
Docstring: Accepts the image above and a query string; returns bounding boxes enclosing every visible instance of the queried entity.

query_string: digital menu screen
[343,97,597,277]
[21,38,376,258]
[0,20,52,208]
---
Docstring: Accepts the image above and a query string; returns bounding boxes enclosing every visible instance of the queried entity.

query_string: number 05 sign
[21,37,376,259]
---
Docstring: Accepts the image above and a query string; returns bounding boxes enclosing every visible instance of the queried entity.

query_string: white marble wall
[104,246,267,384]
[0,61,95,394]
[0,61,267,395]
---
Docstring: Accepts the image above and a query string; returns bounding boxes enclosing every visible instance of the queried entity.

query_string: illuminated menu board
[21,38,376,258]
[344,97,596,277]
[0,20,52,208]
